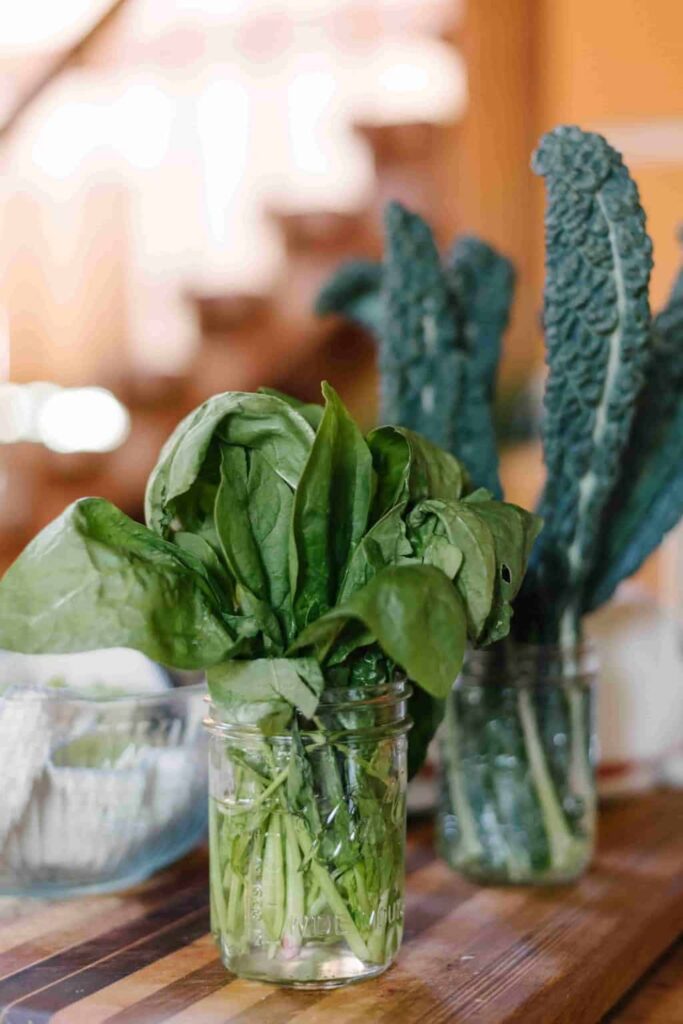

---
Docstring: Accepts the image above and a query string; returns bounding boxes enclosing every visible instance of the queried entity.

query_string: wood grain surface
[0,792,681,1024]
[607,939,683,1023]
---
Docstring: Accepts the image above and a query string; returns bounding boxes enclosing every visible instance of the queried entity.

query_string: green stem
[209,800,228,937]
[366,889,388,964]
[292,816,371,963]
[442,693,483,862]
[283,814,305,950]
[262,813,285,942]
[517,686,576,869]
[226,868,243,937]
[220,767,289,816]
[558,615,596,830]
[353,864,370,917]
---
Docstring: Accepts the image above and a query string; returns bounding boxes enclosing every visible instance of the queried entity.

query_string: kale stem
[442,692,484,863]
[559,618,595,835]
[517,686,575,868]
[567,685,595,818]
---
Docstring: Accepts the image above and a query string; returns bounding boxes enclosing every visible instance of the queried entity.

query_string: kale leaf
[525,125,653,640]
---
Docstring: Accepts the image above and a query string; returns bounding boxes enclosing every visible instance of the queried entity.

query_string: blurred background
[0,0,681,609]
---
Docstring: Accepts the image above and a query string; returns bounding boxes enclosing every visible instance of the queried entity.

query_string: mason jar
[437,644,597,885]
[205,678,411,987]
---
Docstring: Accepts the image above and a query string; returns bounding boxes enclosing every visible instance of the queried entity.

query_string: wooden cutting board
[0,791,681,1024]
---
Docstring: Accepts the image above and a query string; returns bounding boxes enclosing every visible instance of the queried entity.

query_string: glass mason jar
[437,644,597,885]
[205,678,411,987]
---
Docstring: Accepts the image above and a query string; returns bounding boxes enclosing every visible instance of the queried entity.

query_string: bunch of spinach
[0,384,538,756]
[0,382,539,962]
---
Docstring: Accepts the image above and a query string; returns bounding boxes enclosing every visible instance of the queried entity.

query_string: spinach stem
[221,766,289,815]
[284,815,305,953]
[262,813,285,941]
[209,800,228,937]
[291,816,371,962]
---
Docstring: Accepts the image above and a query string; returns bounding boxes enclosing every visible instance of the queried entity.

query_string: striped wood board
[0,791,681,1023]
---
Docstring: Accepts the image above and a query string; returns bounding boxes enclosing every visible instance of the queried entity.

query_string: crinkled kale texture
[318,126,683,643]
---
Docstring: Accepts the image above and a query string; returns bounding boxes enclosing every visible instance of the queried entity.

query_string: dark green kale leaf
[584,254,683,610]
[445,237,516,498]
[380,202,465,450]
[525,125,653,641]
[314,260,383,335]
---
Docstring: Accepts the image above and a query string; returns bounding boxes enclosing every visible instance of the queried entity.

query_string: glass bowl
[0,656,208,897]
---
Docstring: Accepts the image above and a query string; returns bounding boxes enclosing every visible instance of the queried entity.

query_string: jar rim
[316,675,410,707]
[204,676,412,738]
[461,640,598,684]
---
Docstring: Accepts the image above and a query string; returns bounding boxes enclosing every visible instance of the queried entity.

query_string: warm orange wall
[448,0,683,376]
[446,0,537,381]
[535,0,683,125]
[636,168,683,309]
[534,0,683,309]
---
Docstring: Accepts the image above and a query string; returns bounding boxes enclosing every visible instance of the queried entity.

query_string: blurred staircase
[0,3,464,564]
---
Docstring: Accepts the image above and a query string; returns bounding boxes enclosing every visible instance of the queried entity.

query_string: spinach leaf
[290,383,374,629]
[368,425,467,520]
[338,504,413,602]
[214,447,284,652]
[241,449,295,626]
[215,446,294,648]
[174,531,234,601]
[257,388,324,431]
[207,657,324,725]
[215,447,268,603]
[145,392,315,537]
[464,498,543,644]
[407,500,496,638]
[0,499,243,668]
[292,564,468,699]
[172,476,222,551]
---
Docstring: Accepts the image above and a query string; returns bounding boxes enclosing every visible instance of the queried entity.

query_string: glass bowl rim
[1,679,207,708]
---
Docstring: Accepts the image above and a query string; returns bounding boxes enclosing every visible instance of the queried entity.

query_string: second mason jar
[437,644,597,884]
[205,677,411,987]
